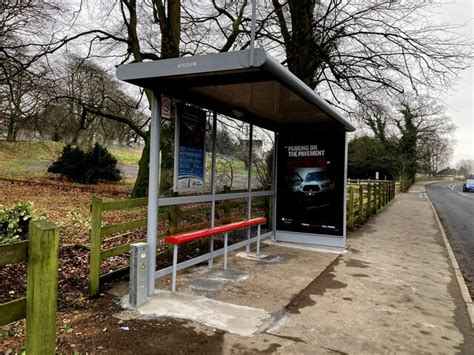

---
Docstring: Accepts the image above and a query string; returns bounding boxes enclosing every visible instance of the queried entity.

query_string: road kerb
[426,194,474,328]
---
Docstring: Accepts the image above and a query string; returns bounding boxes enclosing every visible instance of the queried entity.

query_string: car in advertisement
[297,169,335,196]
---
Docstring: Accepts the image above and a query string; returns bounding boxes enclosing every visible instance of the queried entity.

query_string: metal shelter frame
[117,49,355,296]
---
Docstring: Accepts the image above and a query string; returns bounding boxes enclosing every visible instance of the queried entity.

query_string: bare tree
[52,56,147,145]
[62,0,254,196]
[354,93,456,190]
[261,0,472,110]
[418,134,454,178]
[0,1,64,91]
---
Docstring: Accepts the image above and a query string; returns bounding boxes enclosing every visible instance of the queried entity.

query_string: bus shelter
[117,49,355,296]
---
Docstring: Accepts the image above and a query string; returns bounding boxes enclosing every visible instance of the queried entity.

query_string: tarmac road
[426,182,474,296]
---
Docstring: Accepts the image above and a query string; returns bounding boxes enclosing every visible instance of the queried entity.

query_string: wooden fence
[89,193,269,297]
[347,179,396,230]
[89,180,394,296]
[0,220,60,355]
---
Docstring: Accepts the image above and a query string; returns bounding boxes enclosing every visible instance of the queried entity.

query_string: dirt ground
[0,178,264,352]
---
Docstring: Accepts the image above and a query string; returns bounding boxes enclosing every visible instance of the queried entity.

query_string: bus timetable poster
[173,104,206,192]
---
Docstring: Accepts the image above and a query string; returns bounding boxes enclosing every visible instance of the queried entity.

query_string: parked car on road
[462,179,474,192]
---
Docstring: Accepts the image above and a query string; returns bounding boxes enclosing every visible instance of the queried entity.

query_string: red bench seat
[164,217,267,245]
[163,217,267,293]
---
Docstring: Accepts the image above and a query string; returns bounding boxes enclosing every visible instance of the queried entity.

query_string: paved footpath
[221,184,474,353]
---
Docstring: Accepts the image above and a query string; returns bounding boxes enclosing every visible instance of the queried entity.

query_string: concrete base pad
[115,243,339,337]
[152,243,338,312]
[188,268,249,294]
[122,291,271,337]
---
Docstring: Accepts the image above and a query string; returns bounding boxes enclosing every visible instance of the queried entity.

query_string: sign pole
[250,0,257,66]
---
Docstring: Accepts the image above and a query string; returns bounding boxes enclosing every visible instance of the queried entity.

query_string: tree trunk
[286,0,319,89]
[128,0,181,197]
[7,116,16,142]
[131,132,150,198]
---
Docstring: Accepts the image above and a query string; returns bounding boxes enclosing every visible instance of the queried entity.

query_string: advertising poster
[276,130,346,236]
[173,104,206,192]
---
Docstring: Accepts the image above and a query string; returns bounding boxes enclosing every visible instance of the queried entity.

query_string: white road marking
[449,183,461,191]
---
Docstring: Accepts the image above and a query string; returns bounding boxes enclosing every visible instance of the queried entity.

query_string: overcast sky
[435,0,474,166]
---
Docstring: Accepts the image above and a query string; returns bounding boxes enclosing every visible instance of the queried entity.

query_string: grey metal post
[256,224,261,256]
[342,132,348,242]
[272,133,278,240]
[210,111,218,228]
[224,232,228,270]
[209,112,217,268]
[246,124,253,254]
[171,244,178,293]
[209,236,214,269]
[129,242,148,308]
[250,0,257,66]
[147,92,161,296]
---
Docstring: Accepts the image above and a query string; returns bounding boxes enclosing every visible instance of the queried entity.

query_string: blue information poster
[174,104,206,191]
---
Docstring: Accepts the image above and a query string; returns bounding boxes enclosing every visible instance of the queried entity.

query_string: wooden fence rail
[0,220,60,355]
[89,194,268,297]
[346,180,395,230]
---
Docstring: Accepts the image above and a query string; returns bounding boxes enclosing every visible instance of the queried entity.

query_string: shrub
[83,143,121,184]
[0,201,34,245]
[48,144,86,182]
[48,143,121,184]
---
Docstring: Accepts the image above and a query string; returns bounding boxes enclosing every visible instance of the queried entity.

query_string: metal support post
[246,124,253,254]
[147,92,161,296]
[272,133,278,240]
[209,236,214,269]
[209,111,217,268]
[224,232,228,270]
[171,244,178,293]
[256,224,261,256]
[342,132,349,239]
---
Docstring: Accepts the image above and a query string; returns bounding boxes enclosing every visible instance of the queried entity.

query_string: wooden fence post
[381,182,386,207]
[90,196,103,297]
[382,182,386,207]
[358,184,364,224]
[377,182,379,209]
[348,187,354,230]
[26,220,60,355]
[374,183,378,212]
[367,183,372,217]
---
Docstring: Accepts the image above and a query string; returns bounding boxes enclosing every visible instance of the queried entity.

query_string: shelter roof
[116,49,355,132]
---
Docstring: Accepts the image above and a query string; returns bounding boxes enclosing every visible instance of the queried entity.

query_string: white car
[299,170,335,196]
